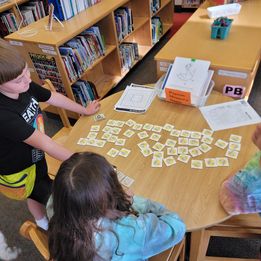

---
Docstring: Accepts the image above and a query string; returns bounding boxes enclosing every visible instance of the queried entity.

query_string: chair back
[41,79,71,129]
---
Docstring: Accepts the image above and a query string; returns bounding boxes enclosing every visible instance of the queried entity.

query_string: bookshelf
[5,0,173,119]
[0,0,28,37]
[174,0,203,12]
[0,0,47,38]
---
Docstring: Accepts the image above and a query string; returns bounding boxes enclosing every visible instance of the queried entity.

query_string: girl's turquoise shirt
[95,195,186,260]
[47,195,186,261]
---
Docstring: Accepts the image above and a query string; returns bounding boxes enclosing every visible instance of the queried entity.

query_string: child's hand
[252,123,261,150]
[124,188,134,204]
[86,100,100,115]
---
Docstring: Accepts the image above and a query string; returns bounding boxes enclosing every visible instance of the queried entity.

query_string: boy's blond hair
[0,39,26,85]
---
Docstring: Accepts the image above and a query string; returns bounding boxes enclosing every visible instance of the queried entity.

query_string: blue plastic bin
[211,18,232,40]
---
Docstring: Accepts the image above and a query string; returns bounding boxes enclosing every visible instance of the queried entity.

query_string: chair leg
[19,221,36,240]
[179,239,186,261]
[190,229,211,261]
[167,238,186,261]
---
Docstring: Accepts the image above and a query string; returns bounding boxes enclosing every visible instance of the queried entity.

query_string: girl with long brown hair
[48,152,185,261]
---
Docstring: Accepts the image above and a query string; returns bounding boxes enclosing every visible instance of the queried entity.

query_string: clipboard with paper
[158,57,215,107]
[114,83,156,113]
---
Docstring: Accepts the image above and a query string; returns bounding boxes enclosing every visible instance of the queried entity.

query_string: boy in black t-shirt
[0,39,100,230]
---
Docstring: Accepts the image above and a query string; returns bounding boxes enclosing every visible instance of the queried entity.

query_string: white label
[38,44,55,51]
[159,61,171,67]
[42,49,57,55]
[9,40,23,46]
[218,69,248,79]
[160,66,168,72]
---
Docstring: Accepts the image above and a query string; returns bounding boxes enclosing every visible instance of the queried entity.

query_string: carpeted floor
[0,11,260,261]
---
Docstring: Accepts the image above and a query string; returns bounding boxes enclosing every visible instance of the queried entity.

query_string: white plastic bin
[207,3,241,19]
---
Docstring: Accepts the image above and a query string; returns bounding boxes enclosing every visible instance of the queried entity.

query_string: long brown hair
[0,39,26,84]
[48,152,137,261]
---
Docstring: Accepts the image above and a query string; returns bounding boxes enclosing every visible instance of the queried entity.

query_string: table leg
[189,228,209,261]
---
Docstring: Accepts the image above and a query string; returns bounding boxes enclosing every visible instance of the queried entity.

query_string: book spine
[48,0,65,21]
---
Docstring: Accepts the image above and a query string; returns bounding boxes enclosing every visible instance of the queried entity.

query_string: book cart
[6,0,173,119]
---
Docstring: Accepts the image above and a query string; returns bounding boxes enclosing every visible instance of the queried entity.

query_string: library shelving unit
[0,0,29,37]
[174,0,203,12]
[6,0,173,119]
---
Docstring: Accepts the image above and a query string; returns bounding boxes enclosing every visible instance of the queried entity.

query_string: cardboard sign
[165,88,191,105]
[223,85,245,98]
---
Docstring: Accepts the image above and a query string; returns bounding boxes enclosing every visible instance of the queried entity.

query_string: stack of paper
[160,57,214,107]
[114,84,156,113]
[200,99,261,131]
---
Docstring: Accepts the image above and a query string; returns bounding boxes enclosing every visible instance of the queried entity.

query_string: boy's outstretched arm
[46,91,100,116]
[24,129,73,161]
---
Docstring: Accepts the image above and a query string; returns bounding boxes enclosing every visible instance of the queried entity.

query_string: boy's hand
[85,100,101,115]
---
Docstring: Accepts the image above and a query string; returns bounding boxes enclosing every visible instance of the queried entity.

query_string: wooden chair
[41,79,72,179]
[20,221,49,260]
[198,213,261,261]
[20,220,186,261]
[149,237,186,261]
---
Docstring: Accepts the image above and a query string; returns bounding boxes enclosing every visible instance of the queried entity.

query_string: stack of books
[114,7,133,42]
[119,42,139,71]
[59,26,105,81]
[20,1,47,26]
[72,80,98,107]
[48,0,101,21]
[151,16,163,44]
[159,57,214,107]
[0,0,9,6]
[0,12,18,37]
[29,53,65,95]
[151,0,161,13]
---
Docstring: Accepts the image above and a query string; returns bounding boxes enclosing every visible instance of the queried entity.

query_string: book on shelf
[151,0,161,13]
[48,0,101,21]
[20,1,46,26]
[60,46,82,79]
[0,12,18,37]
[0,0,10,6]
[114,7,133,41]
[29,53,66,95]
[151,16,163,44]
[159,57,214,107]
[20,8,35,26]
[60,25,105,81]
[72,80,98,106]
[119,42,139,71]
[23,1,46,21]
[84,26,105,55]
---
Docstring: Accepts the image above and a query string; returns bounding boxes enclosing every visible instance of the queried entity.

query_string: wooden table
[63,90,258,260]
[155,0,261,99]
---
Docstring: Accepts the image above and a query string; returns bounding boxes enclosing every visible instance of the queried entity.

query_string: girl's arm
[46,91,100,116]
[132,195,168,215]
[140,211,186,258]
[24,129,73,161]
[131,196,186,258]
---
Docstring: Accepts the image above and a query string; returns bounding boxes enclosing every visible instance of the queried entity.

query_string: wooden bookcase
[5,0,173,119]
[0,0,29,37]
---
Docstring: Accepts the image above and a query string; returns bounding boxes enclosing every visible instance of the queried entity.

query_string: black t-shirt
[0,82,51,174]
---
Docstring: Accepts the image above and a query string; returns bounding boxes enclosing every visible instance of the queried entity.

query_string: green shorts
[0,159,52,204]
[0,164,36,200]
